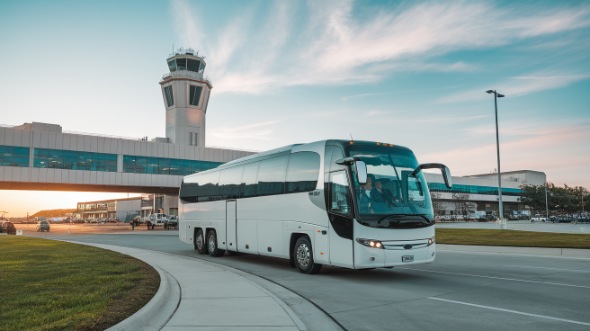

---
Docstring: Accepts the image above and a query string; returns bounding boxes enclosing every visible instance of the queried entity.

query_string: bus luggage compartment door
[226,200,237,252]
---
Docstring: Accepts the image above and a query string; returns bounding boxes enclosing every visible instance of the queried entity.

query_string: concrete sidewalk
[73,242,342,331]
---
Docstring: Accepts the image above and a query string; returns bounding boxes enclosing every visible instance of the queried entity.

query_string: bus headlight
[357,238,384,249]
[428,236,435,246]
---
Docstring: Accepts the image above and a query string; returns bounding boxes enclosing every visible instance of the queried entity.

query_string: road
[24,225,590,331]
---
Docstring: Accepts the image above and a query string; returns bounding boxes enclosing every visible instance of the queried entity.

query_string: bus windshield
[349,145,433,228]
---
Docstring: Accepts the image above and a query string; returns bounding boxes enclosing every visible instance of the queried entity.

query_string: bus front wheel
[293,236,322,274]
[207,229,225,257]
[195,229,206,255]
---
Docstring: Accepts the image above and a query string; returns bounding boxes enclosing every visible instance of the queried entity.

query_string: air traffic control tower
[160,48,212,147]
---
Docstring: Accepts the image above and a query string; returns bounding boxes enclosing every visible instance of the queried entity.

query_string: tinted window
[189,85,203,106]
[187,59,200,72]
[196,171,220,202]
[176,58,187,70]
[257,156,288,196]
[164,85,174,107]
[0,145,29,167]
[241,162,259,197]
[219,167,243,199]
[286,152,320,193]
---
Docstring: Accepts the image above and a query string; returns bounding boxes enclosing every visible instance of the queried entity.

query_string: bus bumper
[354,241,436,269]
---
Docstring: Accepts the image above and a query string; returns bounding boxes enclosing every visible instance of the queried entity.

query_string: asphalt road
[25,226,590,331]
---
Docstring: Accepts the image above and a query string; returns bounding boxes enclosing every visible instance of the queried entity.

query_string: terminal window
[0,145,29,167]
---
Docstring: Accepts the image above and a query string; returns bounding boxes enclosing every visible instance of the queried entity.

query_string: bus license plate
[402,255,414,263]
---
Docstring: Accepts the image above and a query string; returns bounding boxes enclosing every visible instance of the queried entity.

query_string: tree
[520,183,589,215]
[431,192,445,216]
[519,184,546,213]
[452,192,470,216]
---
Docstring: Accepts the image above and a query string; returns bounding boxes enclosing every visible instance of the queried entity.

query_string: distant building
[425,170,546,218]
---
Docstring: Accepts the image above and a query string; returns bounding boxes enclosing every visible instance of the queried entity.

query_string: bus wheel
[207,230,225,257]
[195,229,206,255]
[293,236,322,274]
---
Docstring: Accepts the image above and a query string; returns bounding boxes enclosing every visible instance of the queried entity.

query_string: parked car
[36,220,50,232]
[553,215,574,223]
[0,221,16,235]
[530,214,546,222]
[166,215,178,229]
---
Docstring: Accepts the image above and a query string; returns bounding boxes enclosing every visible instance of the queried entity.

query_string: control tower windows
[168,60,177,72]
[187,59,200,72]
[176,58,187,70]
[164,86,174,107]
[189,85,203,106]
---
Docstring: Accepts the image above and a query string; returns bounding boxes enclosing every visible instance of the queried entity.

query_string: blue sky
[1,0,589,216]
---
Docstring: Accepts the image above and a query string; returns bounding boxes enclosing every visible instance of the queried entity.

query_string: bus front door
[226,200,237,252]
[328,171,354,268]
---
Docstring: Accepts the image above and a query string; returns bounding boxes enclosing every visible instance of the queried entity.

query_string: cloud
[209,120,281,143]
[438,71,590,103]
[421,121,590,185]
[171,0,590,94]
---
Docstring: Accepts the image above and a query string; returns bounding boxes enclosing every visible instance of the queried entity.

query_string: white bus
[178,140,451,273]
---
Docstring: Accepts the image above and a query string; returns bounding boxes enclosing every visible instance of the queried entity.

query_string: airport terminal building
[0,47,545,219]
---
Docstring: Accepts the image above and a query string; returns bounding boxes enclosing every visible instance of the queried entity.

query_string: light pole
[486,90,505,229]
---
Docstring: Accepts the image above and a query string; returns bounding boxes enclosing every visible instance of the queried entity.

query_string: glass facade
[34,148,117,172]
[428,182,522,196]
[123,155,221,175]
[0,145,29,167]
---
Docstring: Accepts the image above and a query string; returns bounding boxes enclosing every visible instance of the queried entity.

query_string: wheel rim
[296,243,311,269]
[208,233,216,253]
[196,232,204,251]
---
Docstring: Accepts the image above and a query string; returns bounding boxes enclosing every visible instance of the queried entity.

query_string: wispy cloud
[438,71,590,103]
[209,120,281,142]
[172,0,590,94]
[422,121,590,182]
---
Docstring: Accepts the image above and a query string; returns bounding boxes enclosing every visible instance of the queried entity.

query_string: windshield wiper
[377,214,431,225]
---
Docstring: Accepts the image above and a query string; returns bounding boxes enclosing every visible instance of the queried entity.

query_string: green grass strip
[436,228,590,249]
[0,237,159,331]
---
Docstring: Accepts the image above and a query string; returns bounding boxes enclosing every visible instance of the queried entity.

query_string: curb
[107,265,180,331]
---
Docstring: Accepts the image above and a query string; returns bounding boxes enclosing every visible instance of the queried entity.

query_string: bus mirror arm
[335,157,367,184]
[411,163,453,189]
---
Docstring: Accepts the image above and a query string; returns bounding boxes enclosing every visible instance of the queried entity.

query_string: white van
[146,213,169,227]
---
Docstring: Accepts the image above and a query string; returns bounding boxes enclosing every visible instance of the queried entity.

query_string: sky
[1,0,589,217]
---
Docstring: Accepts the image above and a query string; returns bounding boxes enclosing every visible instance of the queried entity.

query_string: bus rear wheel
[195,229,206,255]
[293,236,322,274]
[207,229,225,257]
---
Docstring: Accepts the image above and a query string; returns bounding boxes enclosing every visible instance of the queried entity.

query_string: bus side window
[330,171,351,215]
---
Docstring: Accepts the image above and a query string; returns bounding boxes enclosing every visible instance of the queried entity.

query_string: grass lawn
[436,228,590,249]
[0,236,159,331]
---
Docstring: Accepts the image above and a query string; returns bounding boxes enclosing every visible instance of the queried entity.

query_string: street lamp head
[497,93,505,98]
[486,90,494,94]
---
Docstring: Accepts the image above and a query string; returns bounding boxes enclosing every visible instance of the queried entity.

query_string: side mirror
[355,160,367,184]
[335,157,368,184]
[411,163,452,189]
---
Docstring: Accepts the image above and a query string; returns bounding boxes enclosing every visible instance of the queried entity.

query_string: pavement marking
[506,265,590,273]
[399,267,590,289]
[429,297,590,327]
[437,248,590,261]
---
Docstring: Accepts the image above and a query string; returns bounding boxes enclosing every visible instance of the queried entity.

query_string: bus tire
[207,229,225,257]
[293,236,322,274]
[195,229,206,254]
